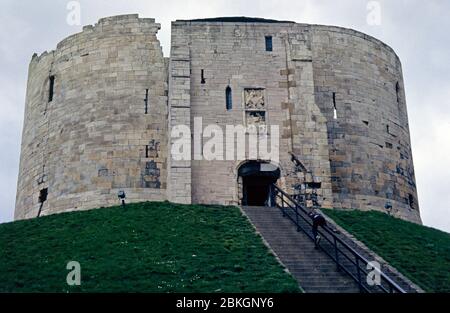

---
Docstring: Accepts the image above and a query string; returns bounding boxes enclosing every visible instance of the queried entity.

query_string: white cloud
[414,120,450,232]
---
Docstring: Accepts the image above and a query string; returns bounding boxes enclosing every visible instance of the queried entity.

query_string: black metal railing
[271,184,406,293]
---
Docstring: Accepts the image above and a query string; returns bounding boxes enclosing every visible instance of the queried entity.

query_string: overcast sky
[0,0,449,232]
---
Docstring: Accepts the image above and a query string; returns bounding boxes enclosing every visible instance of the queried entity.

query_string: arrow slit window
[226,86,232,110]
[48,76,55,102]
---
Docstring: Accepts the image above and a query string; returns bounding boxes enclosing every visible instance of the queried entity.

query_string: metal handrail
[271,184,406,293]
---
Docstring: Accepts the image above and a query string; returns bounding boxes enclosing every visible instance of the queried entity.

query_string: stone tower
[15,15,421,224]
[15,15,168,219]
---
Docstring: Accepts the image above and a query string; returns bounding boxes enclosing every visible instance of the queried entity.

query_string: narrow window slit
[145,145,149,158]
[395,81,400,104]
[408,194,414,209]
[144,89,149,114]
[226,86,232,110]
[332,92,337,119]
[48,76,55,102]
[201,69,206,84]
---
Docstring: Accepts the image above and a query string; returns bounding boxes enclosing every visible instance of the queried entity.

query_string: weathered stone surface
[15,15,168,219]
[311,25,420,223]
[15,15,421,224]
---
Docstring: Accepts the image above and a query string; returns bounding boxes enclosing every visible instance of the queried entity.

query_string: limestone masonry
[15,14,421,223]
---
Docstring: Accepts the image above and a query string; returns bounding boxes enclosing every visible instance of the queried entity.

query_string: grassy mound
[322,209,450,292]
[0,202,299,293]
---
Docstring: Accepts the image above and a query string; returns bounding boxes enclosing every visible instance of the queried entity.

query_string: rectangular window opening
[265,36,273,52]
[306,182,322,189]
[48,76,55,102]
[145,145,149,158]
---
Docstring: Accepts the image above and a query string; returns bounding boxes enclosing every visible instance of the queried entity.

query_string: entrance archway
[238,161,280,206]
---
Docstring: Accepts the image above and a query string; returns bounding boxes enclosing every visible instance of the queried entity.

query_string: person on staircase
[308,209,327,248]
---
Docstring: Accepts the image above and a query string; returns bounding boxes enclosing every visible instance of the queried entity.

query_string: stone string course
[15,15,421,224]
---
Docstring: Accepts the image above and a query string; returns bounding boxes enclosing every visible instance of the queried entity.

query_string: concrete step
[242,205,360,293]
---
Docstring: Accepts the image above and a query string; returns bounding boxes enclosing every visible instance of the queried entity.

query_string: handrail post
[356,257,363,293]
[270,185,405,294]
[268,184,272,207]
[295,204,300,232]
[334,236,340,271]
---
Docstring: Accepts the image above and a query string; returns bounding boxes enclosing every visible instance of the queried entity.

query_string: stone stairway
[242,206,360,293]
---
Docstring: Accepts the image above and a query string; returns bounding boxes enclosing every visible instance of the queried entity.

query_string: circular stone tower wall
[310,25,421,223]
[15,15,168,219]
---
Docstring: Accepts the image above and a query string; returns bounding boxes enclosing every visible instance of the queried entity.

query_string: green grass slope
[322,209,450,292]
[0,202,300,293]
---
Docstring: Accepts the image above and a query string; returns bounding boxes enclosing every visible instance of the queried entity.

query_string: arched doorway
[238,161,280,206]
